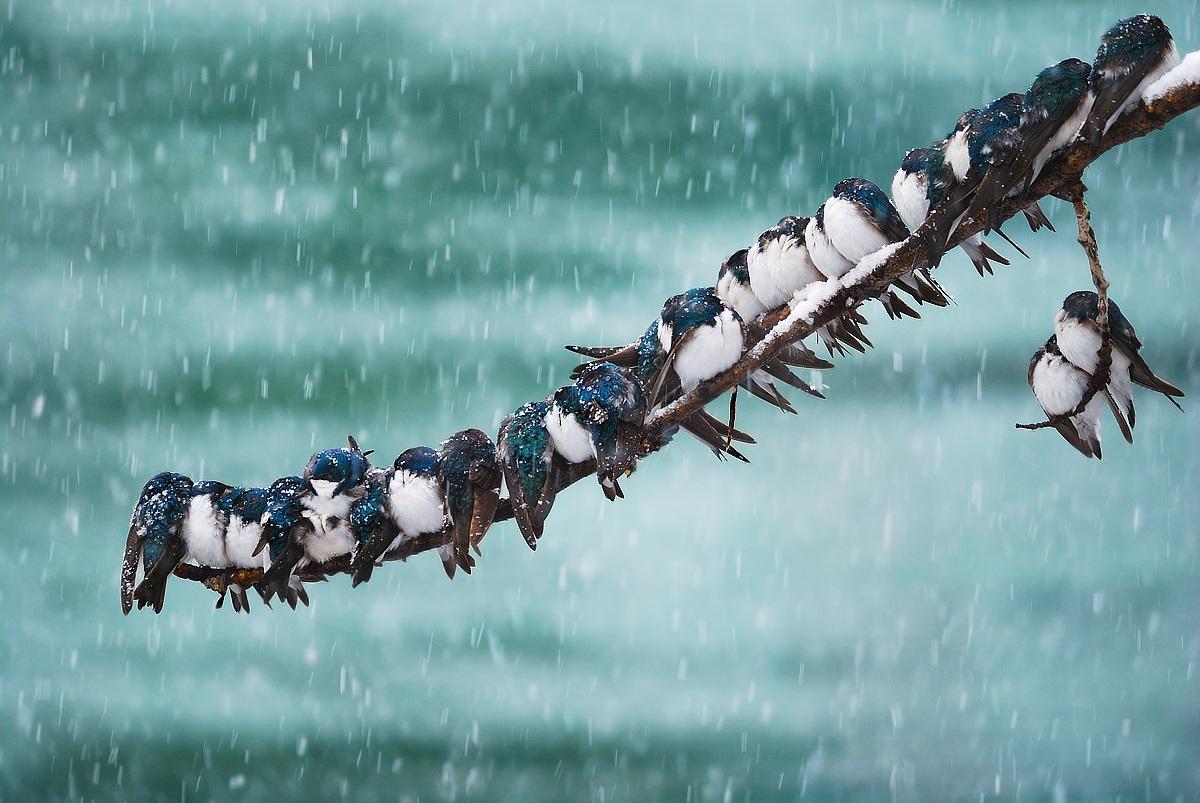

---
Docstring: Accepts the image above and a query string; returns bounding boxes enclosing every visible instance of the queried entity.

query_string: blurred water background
[1,1,1198,800]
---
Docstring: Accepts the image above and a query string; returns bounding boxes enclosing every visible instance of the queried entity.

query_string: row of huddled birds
[121,14,1186,614]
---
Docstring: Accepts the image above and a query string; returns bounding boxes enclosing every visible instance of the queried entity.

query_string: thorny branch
[173,58,1200,594]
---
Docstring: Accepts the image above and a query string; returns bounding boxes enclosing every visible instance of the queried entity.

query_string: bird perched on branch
[1027,336,1116,459]
[350,447,454,585]
[242,476,312,610]
[252,476,315,604]
[121,472,194,614]
[179,480,233,572]
[739,221,872,354]
[258,437,371,596]
[439,428,503,572]
[1053,290,1185,429]
[964,59,1094,232]
[551,362,647,500]
[942,94,1055,241]
[707,268,828,413]
[567,321,756,461]
[808,178,950,319]
[499,400,567,548]
[1083,14,1180,145]
[892,145,1012,276]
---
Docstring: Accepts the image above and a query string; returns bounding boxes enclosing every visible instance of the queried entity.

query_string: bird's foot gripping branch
[122,16,1197,614]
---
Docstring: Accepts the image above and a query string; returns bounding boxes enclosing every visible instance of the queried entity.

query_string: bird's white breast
[673,309,744,390]
[303,488,354,521]
[1032,351,1090,416]
[387,470,446,536]
[891,169,930,233]
[224,514,266,569]
[182,495,227,568]
[716,270,767,320]
[545,405,595,464]
[1053,314,1104,374]
[1054,312,1133,399]
[946,130,971,182]
[300,513,357,563]
[805,217,855,280]
[823,196,891,264]
[749,235,824,310]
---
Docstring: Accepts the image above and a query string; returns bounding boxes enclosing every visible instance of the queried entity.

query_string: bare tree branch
[172,56,1200,595]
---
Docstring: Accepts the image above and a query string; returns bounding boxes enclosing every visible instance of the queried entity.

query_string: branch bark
[173,56,1200,594]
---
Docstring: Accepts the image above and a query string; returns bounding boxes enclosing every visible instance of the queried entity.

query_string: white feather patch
[673,309,744,389]
[822,196,892,264]
[387,470,446,536]
[804,216,855,280]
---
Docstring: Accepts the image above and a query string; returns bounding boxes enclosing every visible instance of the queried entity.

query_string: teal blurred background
[1,1,1197,800]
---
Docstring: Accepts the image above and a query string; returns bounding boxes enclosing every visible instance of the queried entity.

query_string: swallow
[1053,290,1184,430]
[812,178,950,319]
[1028,335,1117,458]
[498,400,566,548]
[892,144,1012,276]
[439,428,503,573]
[1082,14,1180,146]
[742,219,872,355]
[121,472,193,614]
[965,59,1094,231]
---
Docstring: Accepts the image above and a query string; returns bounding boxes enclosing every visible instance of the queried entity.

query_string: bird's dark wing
[1083,52,1163,145]
[1052,418,1098,459]
[1104,390,1135,444]
[679,413,750,462]
[120,521,145,616]
[443,471,477,576]
[740,375,796,414]
[262,526,310,597]
[501,457,543,550]
[464,448,503,553]
[759,359,825,400]
[350,517,400,587]
[1126,352,1185,407]
[133,537,187,614]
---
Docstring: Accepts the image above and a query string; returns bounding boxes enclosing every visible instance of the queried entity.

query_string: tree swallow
[297,435,372,564]
[256,437,372,597]
[566,321,756,462]
[965,59,1094,231]
[1082,14,1179,146]
[252,476,316,607]
[892,145,1011,276]
[1028,335,1114,459]
[715,247,767,321]
[351,447,453,585]
[498,400,565,549]
[180,480,233,571]
[1053,290,1184,430]
[554,361,647,500]
[742,219,871,355]
[944,94,1055,238]
[811,178,950,319]
[439,428,503,573]
[121,472,193,614]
